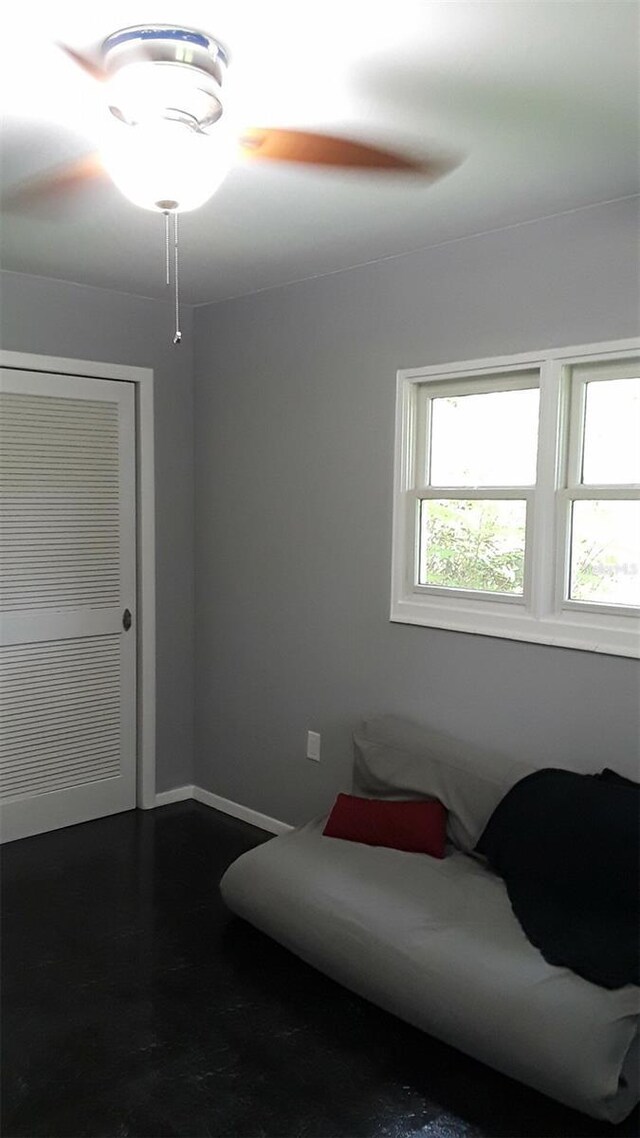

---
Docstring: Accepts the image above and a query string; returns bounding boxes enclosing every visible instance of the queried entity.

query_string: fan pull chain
[173,211,181,345]
[161,210,182,345]
[164,210,170,287]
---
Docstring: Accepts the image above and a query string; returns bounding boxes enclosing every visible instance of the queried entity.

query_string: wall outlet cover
[306,731,321,761]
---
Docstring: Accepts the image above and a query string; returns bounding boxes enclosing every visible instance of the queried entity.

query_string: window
[391,340,640,657]
[562,363,640,610]
[415,374,539,601]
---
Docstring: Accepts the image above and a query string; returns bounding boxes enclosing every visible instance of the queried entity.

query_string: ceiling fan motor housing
[102,26,228,132]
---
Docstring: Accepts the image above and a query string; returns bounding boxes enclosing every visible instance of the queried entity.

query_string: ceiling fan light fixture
[96,25,235,214]
[100,116,233,213]
[106,60,224,132]
[102,26,228,133]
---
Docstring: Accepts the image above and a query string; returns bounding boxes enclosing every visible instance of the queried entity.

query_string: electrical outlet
[306,731,321,761]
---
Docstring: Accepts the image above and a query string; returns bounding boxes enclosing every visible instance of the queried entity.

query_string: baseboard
[192,786,292,835]
[152,784,292,835]
[153,785,194,807]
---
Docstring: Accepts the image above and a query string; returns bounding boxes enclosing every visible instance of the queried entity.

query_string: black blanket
[476,767,640,989]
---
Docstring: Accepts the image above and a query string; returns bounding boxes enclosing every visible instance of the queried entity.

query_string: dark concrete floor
[1,800,638,1138]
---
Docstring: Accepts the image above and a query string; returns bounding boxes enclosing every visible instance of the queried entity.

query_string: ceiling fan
[5,24,458,341]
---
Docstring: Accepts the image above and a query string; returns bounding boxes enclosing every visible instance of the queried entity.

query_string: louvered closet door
[0,369,136,842]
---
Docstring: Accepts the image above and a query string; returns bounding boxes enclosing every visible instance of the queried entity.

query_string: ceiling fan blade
[238,128,453,176]
[2,153,107,212]
[57,43,108,83]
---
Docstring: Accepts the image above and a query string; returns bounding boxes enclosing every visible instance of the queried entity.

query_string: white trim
[134,374,156,809]
[0,350,152,385]
[414,487,533,500]
[154,785,194,807]
[390,601,639,657]
[192,786,293,835]
[529,358,562,619]
[399,338,640,381]
[0,349,157,807]
[152,785,292,833]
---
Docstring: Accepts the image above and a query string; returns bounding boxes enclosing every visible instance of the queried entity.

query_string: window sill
[390,595,639,658]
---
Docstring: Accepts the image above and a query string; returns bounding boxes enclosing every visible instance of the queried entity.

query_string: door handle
[122,608,132,631]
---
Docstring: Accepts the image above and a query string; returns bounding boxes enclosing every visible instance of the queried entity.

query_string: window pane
[419,499,527,594]
[570,500,640,606]
[429,387,539,487]
[582,378,640,485]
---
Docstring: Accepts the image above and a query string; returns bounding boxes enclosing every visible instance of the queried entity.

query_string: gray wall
[0,270,195,792]
[194,198,640,825]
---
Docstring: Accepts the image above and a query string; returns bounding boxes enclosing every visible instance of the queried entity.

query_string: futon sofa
[220,715,639,1123]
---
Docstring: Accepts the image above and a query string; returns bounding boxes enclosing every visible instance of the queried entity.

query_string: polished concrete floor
[2,800,638,1138]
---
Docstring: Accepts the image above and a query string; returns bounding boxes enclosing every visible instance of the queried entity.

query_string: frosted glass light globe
[100,117,233,213]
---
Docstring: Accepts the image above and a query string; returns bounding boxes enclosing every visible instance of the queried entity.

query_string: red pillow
[322,793,447,858]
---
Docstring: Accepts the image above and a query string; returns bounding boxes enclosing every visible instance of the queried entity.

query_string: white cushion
[221,818,639,1123]
[353,715,536,853]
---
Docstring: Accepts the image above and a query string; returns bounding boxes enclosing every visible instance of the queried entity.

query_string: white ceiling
[0,1,637,305]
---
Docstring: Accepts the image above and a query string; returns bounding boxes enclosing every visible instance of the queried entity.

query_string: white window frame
[558,358,640,618]
[391,338,640,658]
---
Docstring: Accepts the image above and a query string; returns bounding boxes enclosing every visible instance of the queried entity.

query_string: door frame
[0,350,156,809]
